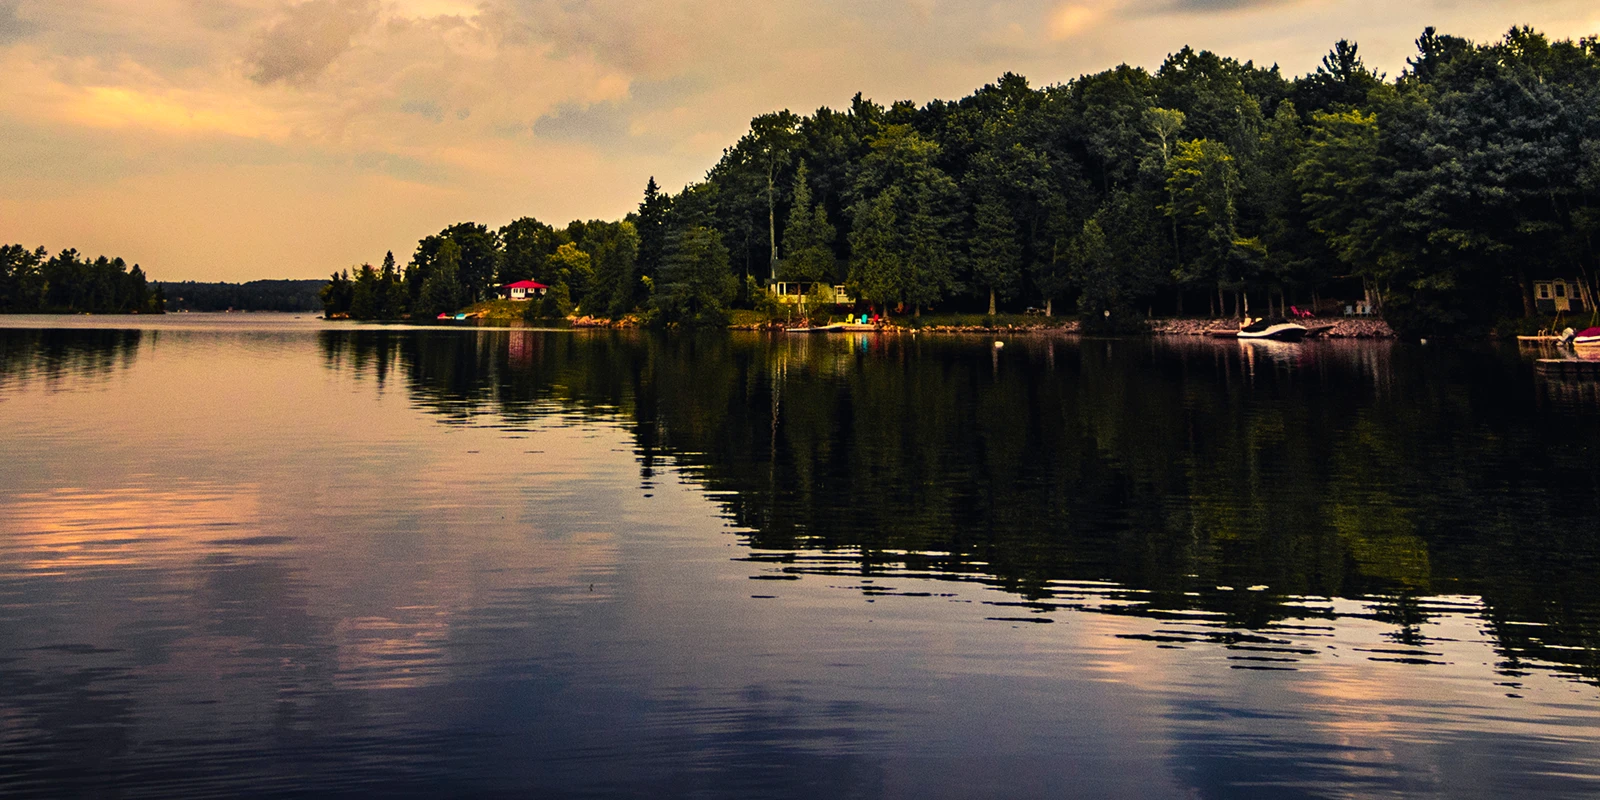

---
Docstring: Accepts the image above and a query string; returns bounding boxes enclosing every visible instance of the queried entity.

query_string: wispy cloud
[246,0,379,84]
[0,0,40,43]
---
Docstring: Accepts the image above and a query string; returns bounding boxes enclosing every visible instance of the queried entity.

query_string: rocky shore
[915,320,1082,334]
[569,314,642,328]
[559,314,1393,337]
[1148,317,1395,338]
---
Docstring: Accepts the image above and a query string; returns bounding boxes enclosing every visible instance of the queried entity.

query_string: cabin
[1533,278,1589,315]
[501,280,548,301]
[769,281,854,306]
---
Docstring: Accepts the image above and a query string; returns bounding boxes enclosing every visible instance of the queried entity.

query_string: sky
[2,0,1598,281]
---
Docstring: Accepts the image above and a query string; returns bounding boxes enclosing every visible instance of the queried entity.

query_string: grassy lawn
[460,299,533,320]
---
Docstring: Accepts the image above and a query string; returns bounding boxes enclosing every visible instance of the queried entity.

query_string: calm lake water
[2,314,1599,798]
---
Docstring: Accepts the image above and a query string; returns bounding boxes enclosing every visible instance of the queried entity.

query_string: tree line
[320,219,640,321]
[1,244,165,314]
[161,280,325,312]
[326,27,1600,336]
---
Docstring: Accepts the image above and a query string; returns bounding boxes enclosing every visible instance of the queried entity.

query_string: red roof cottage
[501,280,548,301]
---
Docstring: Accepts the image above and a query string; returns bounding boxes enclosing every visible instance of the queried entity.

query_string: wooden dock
[1535,358,1600,379]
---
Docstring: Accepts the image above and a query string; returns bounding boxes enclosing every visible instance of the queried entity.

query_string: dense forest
[1,244,165,314]
[325,27,1600,336]
[160,280,325,312]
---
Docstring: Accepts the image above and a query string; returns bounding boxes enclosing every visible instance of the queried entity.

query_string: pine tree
[780,163,836,283]
[636,178,671,290]
[652,225,735,325]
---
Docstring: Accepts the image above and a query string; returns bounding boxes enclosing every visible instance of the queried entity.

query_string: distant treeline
[160,280,326,312]
[1,244,164,314]
[327,27,1600,336]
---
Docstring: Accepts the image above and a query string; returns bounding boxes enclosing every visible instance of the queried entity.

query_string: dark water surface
[3,314,1599,798]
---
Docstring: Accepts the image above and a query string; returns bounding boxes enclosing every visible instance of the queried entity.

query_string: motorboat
[1235,318,1309,342]
[1572,327,1600,348]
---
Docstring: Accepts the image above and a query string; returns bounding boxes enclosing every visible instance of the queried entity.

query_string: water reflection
[4,321,1600,797]
[0,327,142,391]
[320,330,1600,687]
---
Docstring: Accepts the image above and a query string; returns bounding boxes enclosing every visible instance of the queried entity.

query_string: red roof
[504,280,548,289]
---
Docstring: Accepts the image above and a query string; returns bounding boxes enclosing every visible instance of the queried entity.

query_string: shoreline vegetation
[1,244,165,314]
[320,27,1600,341]
[431,302,1402,337]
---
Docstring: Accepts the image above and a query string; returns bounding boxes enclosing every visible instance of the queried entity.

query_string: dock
[1535,358,1600,379]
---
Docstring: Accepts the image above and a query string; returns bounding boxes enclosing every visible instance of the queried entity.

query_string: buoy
[994,341,1004,348]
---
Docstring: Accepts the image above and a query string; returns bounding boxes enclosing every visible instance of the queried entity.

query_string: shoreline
[1147,317,1396,338]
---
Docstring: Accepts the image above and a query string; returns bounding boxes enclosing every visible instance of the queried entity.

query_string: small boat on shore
[786,322,885,333]
[1236,318,1309,342]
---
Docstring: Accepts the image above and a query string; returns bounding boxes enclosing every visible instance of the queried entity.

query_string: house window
[1555,283,1567,298]
[1537,284,1551,299]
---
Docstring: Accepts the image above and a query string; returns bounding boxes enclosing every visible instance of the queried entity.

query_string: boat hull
[1237,323,1309,342]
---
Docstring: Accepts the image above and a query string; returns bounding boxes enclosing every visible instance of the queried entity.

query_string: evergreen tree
[780,163,836,282]
[348,263,379,319]
[320,269,354,317]
[652,225,735,326]
[376,251,401,318]
[636,177,672,290]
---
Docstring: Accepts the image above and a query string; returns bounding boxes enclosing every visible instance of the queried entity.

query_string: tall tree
[846,125,964,315]
[499,217,562,285]
[969,190,1022,315]
[418,240,465,317]
[1166,139,1263,314]
[746,111,803,281]
[636,177,672,292]
[780,163,836,283]
[652,225,736,326]
[583,221,641,318]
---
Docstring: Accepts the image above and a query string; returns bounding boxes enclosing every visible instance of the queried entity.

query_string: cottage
[769,281,854,305]
[1533,278,1589,315]
[502,280,548,301]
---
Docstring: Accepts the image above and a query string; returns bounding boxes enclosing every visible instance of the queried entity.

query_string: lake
[2,314,1598,798]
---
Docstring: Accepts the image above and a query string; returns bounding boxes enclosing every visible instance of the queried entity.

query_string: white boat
[1236,319,1309,342]
[1572,326,1600,348]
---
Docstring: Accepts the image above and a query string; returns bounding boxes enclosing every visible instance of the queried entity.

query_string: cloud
[400,99,444,122]
[185,0,272,33]
[532,100,632,144]
[4,0,1600,280]
[246,0,379,84]
[1049,4,1108,39]
[1143,0,1306,12]
[0,0,40,43]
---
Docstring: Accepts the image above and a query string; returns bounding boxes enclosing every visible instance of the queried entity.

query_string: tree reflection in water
[318,329,1600,685]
